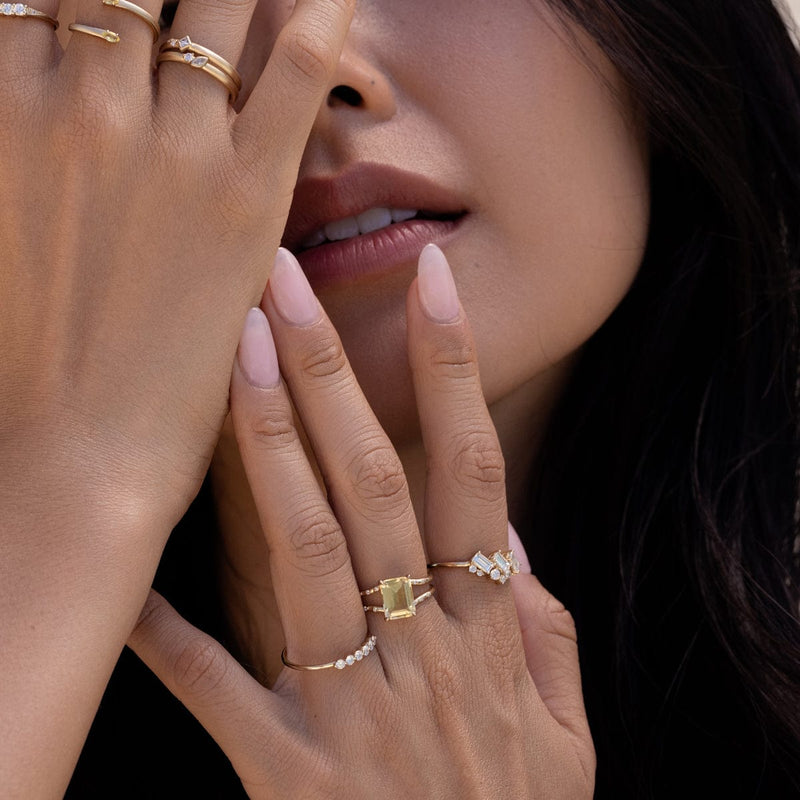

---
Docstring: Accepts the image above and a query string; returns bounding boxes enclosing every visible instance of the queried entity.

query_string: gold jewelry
[0,3,59,29]
[281,634,377,672]
[160,35,242,90]
[428,550,521,584]
[101,0,158,42]
[68,22,120,43]
[156,50,240,103]
[360,575,434,620]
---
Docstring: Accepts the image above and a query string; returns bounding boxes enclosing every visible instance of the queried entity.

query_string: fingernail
[508,521,532,574]
[270,247,321,326]
[417,244,460,323]
[238,307,280,388]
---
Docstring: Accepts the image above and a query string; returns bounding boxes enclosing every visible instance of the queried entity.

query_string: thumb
[509,523,593,746]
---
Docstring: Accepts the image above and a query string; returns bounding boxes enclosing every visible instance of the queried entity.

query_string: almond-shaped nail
[270,247,321,326]
[417,243,460,323]
[238,307,280,388]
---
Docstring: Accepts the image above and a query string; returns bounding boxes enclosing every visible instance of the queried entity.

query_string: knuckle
[297,334,348,381]
[279,25,337,91]
[171,638,229,700]
[541,595,579,644]
[449,429,506,499]
[346,443,409,514]
[287,510,349,578]
[245,408,298,453]
[426,337,479,382]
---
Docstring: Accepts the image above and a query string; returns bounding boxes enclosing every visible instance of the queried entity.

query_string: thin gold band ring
[68,22,119,43]
[0,3,59,29]
[101,0,158,42]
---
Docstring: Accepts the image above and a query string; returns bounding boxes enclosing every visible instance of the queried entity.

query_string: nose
[317,41,397,124]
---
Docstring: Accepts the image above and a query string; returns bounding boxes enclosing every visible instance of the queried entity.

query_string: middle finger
[263,249,431,602]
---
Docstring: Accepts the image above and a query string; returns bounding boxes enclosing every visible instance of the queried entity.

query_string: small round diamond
[354,650,363,660]
[345,655,355,666]
[490,568,501,581]
[335,660,346,670]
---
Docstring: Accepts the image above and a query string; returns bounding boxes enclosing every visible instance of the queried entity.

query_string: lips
[281,163,467,287]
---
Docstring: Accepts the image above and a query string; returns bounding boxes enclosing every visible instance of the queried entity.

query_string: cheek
[455,38,650,402]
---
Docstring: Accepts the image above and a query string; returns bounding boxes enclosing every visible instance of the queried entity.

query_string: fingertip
[416,243,460,323]
[508,521,532,574]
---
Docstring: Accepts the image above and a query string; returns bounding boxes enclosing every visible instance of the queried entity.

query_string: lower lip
[291,217,465,288]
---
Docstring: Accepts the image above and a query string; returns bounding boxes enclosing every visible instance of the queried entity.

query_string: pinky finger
[127,590,286,780]
[510,574,595,766]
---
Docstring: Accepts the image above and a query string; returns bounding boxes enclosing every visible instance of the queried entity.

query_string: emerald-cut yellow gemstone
[380,577,416,620]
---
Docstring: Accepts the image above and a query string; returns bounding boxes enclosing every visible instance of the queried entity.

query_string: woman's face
[242,0,649,444]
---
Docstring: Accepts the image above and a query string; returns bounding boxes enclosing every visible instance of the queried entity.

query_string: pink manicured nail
[417,243,460,323]
[238,307,280,388]
[508,521,532,574]
[270,247,320,326]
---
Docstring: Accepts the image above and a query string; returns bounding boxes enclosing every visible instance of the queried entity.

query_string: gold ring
[156,50,240,103]
[160,35,242,91]
[281,634,377,672]
[68,22,120,43]
[360,575,434,620]
[428,550,521,584]
[0,3,59,29]
[101,0,158,42]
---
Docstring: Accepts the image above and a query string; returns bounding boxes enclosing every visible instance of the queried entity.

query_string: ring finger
[231,306,378,693]
[63,0,163,94]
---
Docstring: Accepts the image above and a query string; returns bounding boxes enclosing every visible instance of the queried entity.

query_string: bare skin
[1,0,647,796]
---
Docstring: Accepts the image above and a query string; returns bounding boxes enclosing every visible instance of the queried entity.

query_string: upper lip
[281,163,467,253]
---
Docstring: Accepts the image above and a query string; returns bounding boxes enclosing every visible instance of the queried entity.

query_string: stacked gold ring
[0,3,59,29]
[157,35,242,103]
[101,0,159,42]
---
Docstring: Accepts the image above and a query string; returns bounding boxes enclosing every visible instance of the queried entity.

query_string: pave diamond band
[428,550,521,584]
[281,634,377,672]
[360,575,435,620]
[1,3,58,28]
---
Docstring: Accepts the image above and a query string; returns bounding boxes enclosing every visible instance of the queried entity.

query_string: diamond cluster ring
[428,550,521,583]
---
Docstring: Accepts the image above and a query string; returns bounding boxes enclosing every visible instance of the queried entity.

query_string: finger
[231,306,376,682]
[64,0,163,94]
[407,245,511,615]
[508,520,532,574]
[263,250,429,600]
[510,574,592,746]
[234,0,355,174]
[0,0,61,73]
[156,0,256,112]
[127,589,289,782]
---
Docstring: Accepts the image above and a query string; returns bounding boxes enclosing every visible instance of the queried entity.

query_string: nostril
[328,85,364,108]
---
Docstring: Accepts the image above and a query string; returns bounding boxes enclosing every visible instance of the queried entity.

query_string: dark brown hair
[528,1,800,796]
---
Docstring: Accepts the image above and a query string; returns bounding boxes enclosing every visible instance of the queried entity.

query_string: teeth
[300,207,419,249]
[357,207,393,234]
[324,216,361,242]
[391,209,418,223]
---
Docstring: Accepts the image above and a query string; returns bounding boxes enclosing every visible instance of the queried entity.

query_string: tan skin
[0,0,645,796]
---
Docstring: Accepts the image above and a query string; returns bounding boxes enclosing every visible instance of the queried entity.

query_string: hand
[0,3,354,794]
[0,0,354,525]
[128,245,595,798]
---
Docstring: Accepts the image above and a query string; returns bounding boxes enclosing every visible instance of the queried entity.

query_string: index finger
[234,0,355,170]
